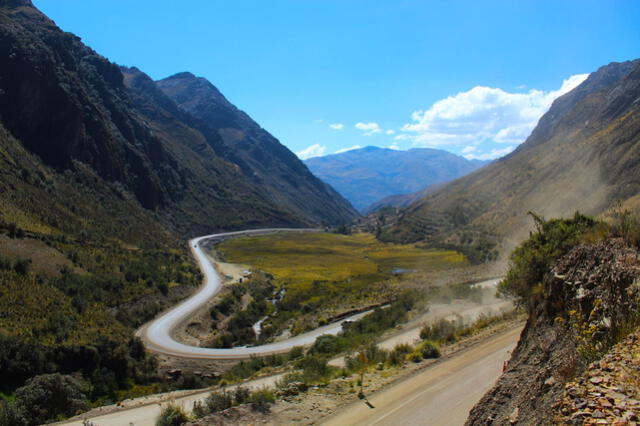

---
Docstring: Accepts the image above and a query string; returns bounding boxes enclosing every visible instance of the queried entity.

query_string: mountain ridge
[384,58,640,256]
[305,146,487,212]
[156,72,358,226]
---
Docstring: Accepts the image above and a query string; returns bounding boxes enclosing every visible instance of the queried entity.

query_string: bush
[14,373,89,425]
[409,352,423,363]
[420,318,460,342]
[156,404,188,426]
[418,341,440,359]
[247,388,276,413]
[498,212,596,308]
[288,346,304,360]
[296,355,331,383]
[388,343,412,366]
[233,386,250,404]
[0,399,26,426]
[203,391,233,412]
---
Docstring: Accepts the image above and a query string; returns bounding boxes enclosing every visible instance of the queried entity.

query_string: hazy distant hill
[363,182,447,215]
[385,59,640,256]
[305,146,486,212]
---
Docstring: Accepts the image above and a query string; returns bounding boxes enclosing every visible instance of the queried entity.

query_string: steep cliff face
[0,1,170,209]
[157,72,358,225]
[466,239,640,425]
[386,59,640,252]
[120,66,307,234]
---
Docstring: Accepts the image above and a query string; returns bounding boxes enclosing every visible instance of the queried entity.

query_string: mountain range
[305,146,486,212]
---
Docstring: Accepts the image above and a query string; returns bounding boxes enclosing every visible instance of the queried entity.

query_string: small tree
[15,373,89,425]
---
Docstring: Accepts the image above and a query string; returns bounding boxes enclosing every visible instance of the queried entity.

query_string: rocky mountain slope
[156,72,357,225]
[466,228,640,425]
[304,146,486,212]
[384,59,640,255]
[0,0,356,238]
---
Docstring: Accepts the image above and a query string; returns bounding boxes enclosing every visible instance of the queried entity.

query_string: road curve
[137,228,375,360]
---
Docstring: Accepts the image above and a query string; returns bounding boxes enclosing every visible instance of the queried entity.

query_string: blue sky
[34,0,640,160]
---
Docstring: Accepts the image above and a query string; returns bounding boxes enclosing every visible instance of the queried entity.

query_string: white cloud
[296,144,326,160]
[335,145,362,154]
[400,73,589,149]
[355,122,382,136]
[463,145,515,161]
[385,129,396,135]
[461,145,477,154]
[329,123,344,130]
[388,142,400,150]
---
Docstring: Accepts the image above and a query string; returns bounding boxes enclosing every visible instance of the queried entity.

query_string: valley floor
[60,304,519,426]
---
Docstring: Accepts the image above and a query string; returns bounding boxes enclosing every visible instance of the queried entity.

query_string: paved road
[61,299,514,426]
[138,228,378,359]
[322,325,522,426]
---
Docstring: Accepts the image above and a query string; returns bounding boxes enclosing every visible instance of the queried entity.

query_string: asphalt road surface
[322,325,522,426]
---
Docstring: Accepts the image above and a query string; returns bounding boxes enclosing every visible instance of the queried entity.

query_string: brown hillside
[385,59,640,255]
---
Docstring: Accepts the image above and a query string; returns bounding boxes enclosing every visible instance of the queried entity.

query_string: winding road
[137,228,377,359]
[60,229,515,426]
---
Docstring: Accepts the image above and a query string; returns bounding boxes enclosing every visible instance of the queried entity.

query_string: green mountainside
[384,59,640,257]
[0,0,355,417]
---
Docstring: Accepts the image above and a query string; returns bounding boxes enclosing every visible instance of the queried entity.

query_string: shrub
[155,404,188,426]
[296,355,331,383]
[233,386,250,404]
[288,346,304,360]
[0,399,26,426]
[498,212,596,308]
[247,388,276,413]
[14,373,89,425]
[388,343,412,366]
[418,341,440,359]
[420,318,460,342]
[409,352,423,363]
[203,391,233,412]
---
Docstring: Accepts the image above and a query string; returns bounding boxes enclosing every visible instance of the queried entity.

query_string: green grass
[216,232,466,336]
[218,232,465,284]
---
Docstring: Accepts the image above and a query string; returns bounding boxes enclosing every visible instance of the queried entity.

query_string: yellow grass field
[218,232,465,285]
[216,232,467,333]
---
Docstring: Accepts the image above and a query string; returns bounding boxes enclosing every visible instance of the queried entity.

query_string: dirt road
[322,325,522,426]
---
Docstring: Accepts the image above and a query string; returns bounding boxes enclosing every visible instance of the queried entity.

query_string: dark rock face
[157,73,358,225]
[0,3,167,209]
[0,1,357,235]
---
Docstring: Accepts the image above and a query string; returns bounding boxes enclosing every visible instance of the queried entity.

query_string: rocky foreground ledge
[555,328,640,425]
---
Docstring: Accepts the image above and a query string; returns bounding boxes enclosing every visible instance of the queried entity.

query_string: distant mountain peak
[305,146,487,212]
[166,71,198,80]
[361,146,382,152]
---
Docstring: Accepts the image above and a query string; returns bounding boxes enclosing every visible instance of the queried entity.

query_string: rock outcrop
[466,239,640,425]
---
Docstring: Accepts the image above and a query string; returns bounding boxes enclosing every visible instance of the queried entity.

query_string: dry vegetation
[213,232,466,341]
